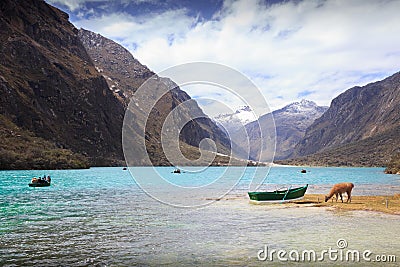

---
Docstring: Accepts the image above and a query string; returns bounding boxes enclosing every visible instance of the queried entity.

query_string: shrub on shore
[0,116,89,170]
[385,153,400,174]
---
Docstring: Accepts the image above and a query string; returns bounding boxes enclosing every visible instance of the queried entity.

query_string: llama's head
[324,196,329,202]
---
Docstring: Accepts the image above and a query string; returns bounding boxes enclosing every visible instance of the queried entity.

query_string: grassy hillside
[0,115,89,170]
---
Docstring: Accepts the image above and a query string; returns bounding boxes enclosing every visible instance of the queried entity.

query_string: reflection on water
[0,167,399,266]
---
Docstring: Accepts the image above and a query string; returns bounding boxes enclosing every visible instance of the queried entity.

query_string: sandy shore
[294,194,400,215]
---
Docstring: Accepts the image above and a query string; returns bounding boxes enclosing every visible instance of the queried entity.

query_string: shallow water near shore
[1,167,399,266]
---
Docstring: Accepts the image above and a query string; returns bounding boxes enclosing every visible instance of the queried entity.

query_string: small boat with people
[172,168,181,174]
[248,184,308,203]
[29,176,51,187]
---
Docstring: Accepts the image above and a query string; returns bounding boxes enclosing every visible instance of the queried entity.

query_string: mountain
[0,0,232,169]
[244,100,328,161]
[286,72,400,167]
[78,29,232,166]
[271,100,328,159]
[213,106,257,134]
[0,0,125,168]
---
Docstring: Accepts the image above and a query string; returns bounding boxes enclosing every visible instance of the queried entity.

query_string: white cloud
[47,0,157,11]
[71,0,400,113]
[47,0,99,11]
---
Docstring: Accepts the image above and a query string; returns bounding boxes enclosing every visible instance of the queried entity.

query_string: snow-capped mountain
[244,99,329,161]
[277,99,327,115]
[212,100,328,161]
[273,99,328,129]
[219,100,328,161]
[213,106,258,134]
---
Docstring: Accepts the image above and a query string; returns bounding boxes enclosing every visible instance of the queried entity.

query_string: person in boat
[31,177,38,183]
[46,175,51,183]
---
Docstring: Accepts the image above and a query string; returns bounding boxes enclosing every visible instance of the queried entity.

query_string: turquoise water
[1,167,399,266]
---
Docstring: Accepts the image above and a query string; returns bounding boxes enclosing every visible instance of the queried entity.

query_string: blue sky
[47,0,400,114]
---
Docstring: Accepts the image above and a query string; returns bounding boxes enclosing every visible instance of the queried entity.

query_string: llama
[325,182,354,203]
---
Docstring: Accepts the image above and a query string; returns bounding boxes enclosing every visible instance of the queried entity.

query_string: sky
[47,0,400,115]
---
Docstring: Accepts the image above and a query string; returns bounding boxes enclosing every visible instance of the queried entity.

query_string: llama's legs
[339,193,343,203]
[347,191,352,203]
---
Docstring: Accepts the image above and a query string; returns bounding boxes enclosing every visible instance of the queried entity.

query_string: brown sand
[294,194,400,215]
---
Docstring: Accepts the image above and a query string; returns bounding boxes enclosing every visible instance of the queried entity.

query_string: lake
[1,167,399,266]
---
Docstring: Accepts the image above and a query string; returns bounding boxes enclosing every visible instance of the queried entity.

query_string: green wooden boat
[248,184,308,202]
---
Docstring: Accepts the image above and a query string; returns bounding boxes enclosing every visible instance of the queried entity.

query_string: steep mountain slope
[0,0,125,167]
[0,0,231,169]
[290,72,400,166]
[77,29,152,105]
[78,28,232,165]
[278,125,400,167]
[244,100,327,161]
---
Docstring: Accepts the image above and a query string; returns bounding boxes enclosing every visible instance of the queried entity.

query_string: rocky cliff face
[78,29,231,165]
[290,72,400,166]
[77,29,153,104]
[244,100,327,161]
[0,0,125,167]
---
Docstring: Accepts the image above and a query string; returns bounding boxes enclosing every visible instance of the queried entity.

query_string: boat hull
[29,182,50,187]
[248,184,308,202]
